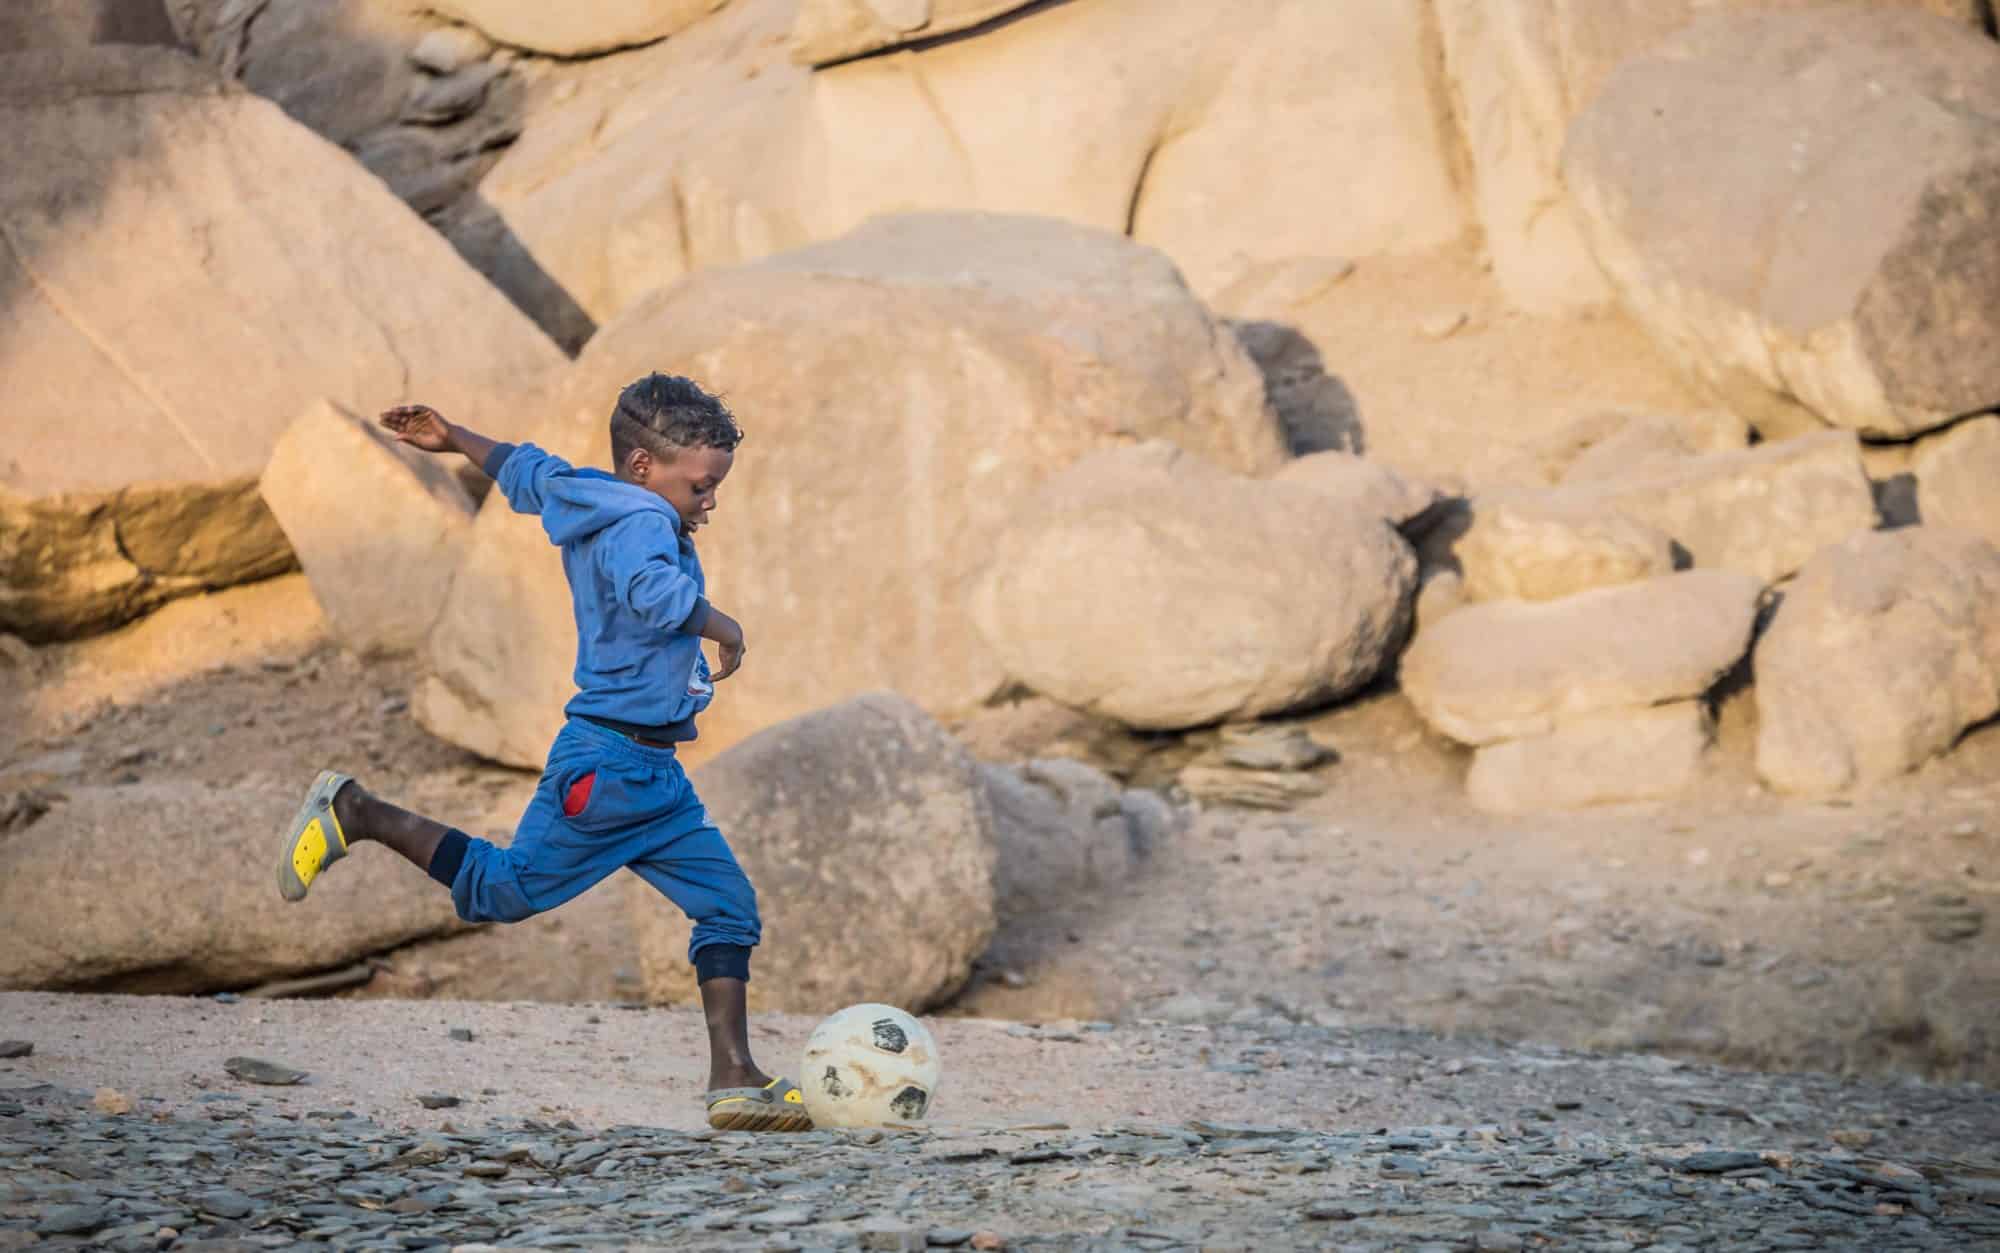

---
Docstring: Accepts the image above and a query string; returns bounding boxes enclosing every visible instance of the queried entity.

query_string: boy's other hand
[380,404,452,452]
[705,610,747,681]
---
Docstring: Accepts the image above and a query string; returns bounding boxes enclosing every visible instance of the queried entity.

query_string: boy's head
[610,373,743,534]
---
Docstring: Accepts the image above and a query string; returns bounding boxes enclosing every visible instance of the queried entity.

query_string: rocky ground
[3,992,1999,1251]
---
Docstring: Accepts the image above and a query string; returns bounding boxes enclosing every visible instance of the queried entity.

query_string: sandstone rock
[0,47,562,640]
[630,693,998,1015]
[981,759,1169,920]
[1466,702,1712,814]
[1454,498,1677,603]
[426,0,727,55]
[170,1,523,223]
[972,442,1416,731]
[1401,570,1763,745]
[420,213,1283,765]
[1913,417,2000,547]
[1,0,179,49]
[258,400,476,657]
[1434,0,1989,316]
[1755,528,2000,795]
[789,0,1031,65]
[1209,257,1355,320]
[479,0,1468,328]
[1563,7,2000,437]
[0,782,464,992]
[1177,764,1328,811]
[1272,452,1439,531]
[1522,431,1876,585]
[1533,410,1751,486]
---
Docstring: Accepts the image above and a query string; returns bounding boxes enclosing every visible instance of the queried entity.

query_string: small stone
[224,1056,307,1085]
[0,1040,35,1059]
[970,1236,1005,1252]
[1215,724,1333,772]
[1677,1150,1765,1173]
[928,1231,976,1248]
[448,1028,474,1043]
[1830,1128,1876,1149]
[1909,896,1984,942]
[409,24,493,75]
[1380,1154,1431,1177]
[35,1205,108,1235]
[195,1189,255,1219]
[416,1093,461,1109]
[92,1087,131,1115]
[462,1161,508,1178]
[1304,1201,1361,1220]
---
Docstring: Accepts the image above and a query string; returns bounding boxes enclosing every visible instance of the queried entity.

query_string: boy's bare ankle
[707,1063,771,1091]
[331,778,371,842]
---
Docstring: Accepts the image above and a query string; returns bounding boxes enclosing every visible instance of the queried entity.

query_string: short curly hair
[610,373,743,466]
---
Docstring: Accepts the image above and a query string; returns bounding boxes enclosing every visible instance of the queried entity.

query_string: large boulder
[1563,7,2000,438]
[1433,432,1877,589]
[789,0,1032,65]
[477,0,1468,330]
[168,0,524,221]
[418,213,1283,765]
[1432,0,1989,315]
[1913,416,2000,547]
[424,0,727,55]
[1532,409,1750,487]
[1755,528,2000,795]
[629,693,998,1014]
[0,47,563,641]
[1271,451,1439,530]
[0,782,464,992]
[258,400,476,657]
[971,442,1417,731]
[2,0,180,49]
[1401,570,1763,745]
[980,758,1178,920]
[1466,702,1713,814]
[1451,498,1677,604]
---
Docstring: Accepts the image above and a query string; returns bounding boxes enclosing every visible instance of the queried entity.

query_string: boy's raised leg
[277,772,457,901]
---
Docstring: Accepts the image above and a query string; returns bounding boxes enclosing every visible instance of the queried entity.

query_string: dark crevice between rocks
[1225,319,1366,456]
[805,0,1085,70]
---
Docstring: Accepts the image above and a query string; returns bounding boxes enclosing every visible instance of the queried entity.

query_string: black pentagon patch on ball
[871,1018,909,1054]
[821,1066,851,1099]
[889,1085,928,1120]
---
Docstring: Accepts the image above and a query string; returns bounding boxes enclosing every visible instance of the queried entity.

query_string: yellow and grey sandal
[704,1077,814,1132]
[276,770,352,903]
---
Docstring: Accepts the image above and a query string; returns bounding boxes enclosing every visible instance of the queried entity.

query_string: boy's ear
[626,446,652,482]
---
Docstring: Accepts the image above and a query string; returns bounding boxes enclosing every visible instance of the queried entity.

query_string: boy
[275,373,810,1133]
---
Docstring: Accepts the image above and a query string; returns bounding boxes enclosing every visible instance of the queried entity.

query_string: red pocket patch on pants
[563,771,596,818]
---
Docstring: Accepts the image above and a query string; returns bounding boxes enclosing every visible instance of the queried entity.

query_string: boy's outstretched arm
[380,404,502,475]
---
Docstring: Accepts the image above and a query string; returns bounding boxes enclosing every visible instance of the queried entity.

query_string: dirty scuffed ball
[799,1003,942,1128]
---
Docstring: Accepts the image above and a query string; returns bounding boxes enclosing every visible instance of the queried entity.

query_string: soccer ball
[798,1003,942,1128]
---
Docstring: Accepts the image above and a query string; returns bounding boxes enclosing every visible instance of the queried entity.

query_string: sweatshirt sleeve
[492,442,573,517]
[598,517,713,636]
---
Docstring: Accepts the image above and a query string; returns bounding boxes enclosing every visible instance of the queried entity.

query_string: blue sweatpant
[445,718,760,969]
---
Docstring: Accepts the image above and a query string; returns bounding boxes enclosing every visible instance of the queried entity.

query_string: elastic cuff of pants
[426,829,471,889]
[693,943,752,984]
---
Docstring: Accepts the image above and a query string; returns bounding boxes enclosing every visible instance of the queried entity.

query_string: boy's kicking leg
[277,771,471,900]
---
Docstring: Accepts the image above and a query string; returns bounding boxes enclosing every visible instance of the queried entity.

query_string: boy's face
[631,444,734,534]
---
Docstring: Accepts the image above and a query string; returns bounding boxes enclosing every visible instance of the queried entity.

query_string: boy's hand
[704,609,747,681]
[380,404,452,452]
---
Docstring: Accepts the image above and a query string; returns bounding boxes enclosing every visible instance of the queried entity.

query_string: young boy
[275,373,810,1133]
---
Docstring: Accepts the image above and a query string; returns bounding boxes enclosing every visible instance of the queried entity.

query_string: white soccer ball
[798,1003,942,1128]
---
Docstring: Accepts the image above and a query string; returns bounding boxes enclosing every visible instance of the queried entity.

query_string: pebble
[222,1056,306,1086]
[0,1042,32,1059]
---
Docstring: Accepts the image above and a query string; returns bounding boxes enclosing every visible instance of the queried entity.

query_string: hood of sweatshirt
[536,467,684,546]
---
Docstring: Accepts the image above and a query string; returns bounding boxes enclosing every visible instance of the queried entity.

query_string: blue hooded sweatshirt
[485,442,714,740]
